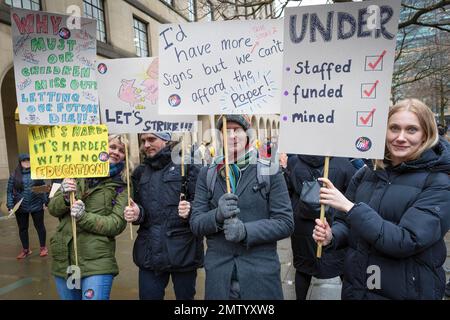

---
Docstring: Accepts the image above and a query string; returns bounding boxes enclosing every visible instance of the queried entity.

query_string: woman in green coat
[48,135,130,300]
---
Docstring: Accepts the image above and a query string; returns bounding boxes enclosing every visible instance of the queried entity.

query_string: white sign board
[96,57,196,133]
[158,19,283,115]
[279,0,401,158]
[11,8,99,125]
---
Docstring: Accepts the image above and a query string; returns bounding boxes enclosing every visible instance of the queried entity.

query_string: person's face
[140,133,167,158]
[226,122,247,158]
[20,159,30,169]
[386,110,425,166]
[108,138,126,164]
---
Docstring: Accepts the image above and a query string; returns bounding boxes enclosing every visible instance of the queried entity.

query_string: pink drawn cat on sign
[141,58,159,105]
[118,79,141,108]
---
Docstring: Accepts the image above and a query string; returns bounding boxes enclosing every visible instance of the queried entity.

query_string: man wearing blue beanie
[123,132,203,300]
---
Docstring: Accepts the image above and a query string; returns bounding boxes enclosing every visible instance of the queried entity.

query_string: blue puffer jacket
[7,168,48,213]
[131,145,203,272]
[331,140,450,300]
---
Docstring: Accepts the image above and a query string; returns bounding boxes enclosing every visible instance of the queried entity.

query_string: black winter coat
[331,140,450,299]
[131,145,203,272]
[285,155,356,278]
[7,168,48,213]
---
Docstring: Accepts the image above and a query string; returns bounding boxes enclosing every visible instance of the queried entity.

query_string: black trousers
[138,268,197,300]
[15,209,46,249]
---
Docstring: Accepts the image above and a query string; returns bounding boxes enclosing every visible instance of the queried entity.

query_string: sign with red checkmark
[357,108,376,127]
[361,81,379,99]
[365,50,386,71]
[279,0,401,159]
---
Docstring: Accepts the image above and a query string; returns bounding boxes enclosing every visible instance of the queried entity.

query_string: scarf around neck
[87,161,124,189]
[214,149,257,193]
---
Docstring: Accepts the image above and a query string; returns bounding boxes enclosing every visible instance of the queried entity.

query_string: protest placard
[11,8,99,125]
[96,57,196,133]
[29,125,109,179]
[279,0,401,159]
[158,19,283,115]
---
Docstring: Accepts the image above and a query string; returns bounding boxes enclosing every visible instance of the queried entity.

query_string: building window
[5,0,41,10]
[83,0,107,43]
[188,0,196,22]
[133,17,149,57]
[206,3,213,21]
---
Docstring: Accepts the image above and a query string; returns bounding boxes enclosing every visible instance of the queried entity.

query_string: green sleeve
[76,187,128,237]
[48,189,70,218]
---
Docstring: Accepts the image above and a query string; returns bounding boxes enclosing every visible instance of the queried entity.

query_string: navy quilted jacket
[331,140,450,299]
[7,168,48,213]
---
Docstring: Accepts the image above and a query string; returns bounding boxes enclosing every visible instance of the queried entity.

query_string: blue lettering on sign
[289,5,394,43]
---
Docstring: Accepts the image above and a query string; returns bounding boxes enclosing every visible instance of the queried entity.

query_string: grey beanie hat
[217,114,251,131]
[152,132,172,141]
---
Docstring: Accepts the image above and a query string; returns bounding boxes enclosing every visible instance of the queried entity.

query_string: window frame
[133,16,150,57]
[5,0,41,11]
[83,0,107,43]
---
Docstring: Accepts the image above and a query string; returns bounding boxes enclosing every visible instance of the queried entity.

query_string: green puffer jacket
[48,176,128,278]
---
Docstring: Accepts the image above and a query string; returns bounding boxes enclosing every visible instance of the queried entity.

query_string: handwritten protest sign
[29,125,109,179]
[158,19,283,115]
[11,8,99,125]
[96,57,196,133]
[279,0,401,158]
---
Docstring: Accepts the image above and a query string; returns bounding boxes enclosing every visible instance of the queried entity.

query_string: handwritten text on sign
[96,57,196,133]
[11,8,99,125]
[279,0,401,159]
[158,19,283,115]
[29,125,109,179]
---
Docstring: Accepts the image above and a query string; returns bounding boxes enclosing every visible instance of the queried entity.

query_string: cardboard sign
[11,8,99,125]
[279,0,401,158]
[158,19,283,115]
[29,125,109,179]
[31,184,51,193]
[96,57,196,133]
[49,183,61,198]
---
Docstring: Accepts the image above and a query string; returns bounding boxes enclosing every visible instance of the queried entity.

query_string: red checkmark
[359,108,376,125]
[368,50,387,70]
[363,80,379,97]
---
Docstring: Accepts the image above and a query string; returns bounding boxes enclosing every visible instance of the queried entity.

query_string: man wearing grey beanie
[123,132,203,300]
[191,114,294,300]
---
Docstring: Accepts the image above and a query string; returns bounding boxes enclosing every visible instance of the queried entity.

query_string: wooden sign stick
[70,191,79,266]
[316,156,330,258]
[124,135,133,240]
[221,116,231,194]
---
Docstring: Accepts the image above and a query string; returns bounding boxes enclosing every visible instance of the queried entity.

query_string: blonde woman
[48,135,131,300]
[313,99,450,300]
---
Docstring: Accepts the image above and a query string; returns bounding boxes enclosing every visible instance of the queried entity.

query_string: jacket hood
[298,155,325,168]
[392,138,450,174]
[18,153,30,162]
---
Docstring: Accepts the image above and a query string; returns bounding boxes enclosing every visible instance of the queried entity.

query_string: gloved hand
[224,217,246,243]
[61,178,76,202]
[216,193,240,224]
[71,200,85,221]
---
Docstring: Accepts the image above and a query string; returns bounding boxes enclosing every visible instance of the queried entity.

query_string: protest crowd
[1,0,449,302]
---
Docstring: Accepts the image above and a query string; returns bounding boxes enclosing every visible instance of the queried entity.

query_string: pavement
[0,180,449,300]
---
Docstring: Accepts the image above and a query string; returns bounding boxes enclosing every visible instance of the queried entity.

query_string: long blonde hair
[375,98,439,169]
[108,134,134,182]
